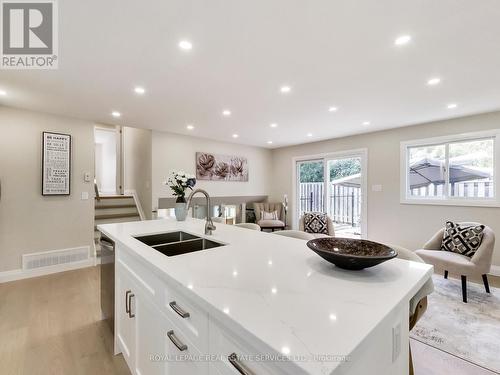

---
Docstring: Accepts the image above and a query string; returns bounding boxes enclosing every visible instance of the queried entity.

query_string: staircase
[94,195,143,256]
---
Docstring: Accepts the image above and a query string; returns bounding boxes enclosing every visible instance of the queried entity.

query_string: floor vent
[22,246,90,270]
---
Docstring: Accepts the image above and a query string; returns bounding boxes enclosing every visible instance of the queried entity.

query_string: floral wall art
[196,152,249,182]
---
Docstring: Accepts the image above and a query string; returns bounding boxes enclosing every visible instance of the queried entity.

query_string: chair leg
[482,274,491,294]
[444,270,448,279]
[461,275,467,303]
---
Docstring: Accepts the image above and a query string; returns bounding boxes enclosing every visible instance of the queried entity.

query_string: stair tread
[95,195,134,200]
[95,204,137,209]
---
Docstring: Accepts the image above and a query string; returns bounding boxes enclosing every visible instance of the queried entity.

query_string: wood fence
[410,180,493,198]
[299,182,361,226]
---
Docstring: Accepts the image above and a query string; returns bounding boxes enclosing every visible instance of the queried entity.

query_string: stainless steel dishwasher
[100,234,115,334]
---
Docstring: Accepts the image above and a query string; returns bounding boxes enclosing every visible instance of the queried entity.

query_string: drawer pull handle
[125,290,131,314]
[228,353,255,375]
[167,330,188,351]
[169,301,190,318]
[128,293,135,318]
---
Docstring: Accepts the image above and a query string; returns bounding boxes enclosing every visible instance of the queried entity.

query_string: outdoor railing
[299,182,361,227]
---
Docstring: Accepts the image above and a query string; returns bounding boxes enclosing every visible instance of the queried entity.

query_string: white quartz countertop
[99,217,433,375]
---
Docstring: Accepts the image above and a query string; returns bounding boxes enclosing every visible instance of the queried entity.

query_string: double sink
[134,231,225,257]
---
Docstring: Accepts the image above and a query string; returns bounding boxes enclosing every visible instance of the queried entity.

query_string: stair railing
[94,180,101,201]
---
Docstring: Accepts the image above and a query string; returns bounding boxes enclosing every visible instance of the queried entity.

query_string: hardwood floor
[0,266,497,375]
[0,266,130,375]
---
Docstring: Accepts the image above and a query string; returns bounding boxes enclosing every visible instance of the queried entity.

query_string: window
[401,130,499,206]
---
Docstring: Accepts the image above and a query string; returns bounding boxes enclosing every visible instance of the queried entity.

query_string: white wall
[123,127,152,219]
[152,131,273,210]
[270,111,500,267]
[94,128,117,194]
[0,106,95,272]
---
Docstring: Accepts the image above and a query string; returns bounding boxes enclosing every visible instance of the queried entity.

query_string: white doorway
[293,149,367,238]
[94,126,122,195]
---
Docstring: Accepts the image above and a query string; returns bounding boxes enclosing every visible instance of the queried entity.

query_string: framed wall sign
[42,132,71,195]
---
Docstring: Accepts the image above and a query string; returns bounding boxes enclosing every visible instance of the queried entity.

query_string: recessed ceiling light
[280,85,291,94]
[328,106,338,112]
[427,77,441,86]
[306,133,313,137]
[269,123,278,128]
[178,40,192,50]
[111,111,121,118]
[394,35,411,46]
[281,347,290,355]
[447,103,458,109]
[186,124,194,130]
[0,90,6,96]
[267,140,273,144]
[222,110,231,117]
[134,86,145,95]
[232,134,239,138]
[362,121,370,126]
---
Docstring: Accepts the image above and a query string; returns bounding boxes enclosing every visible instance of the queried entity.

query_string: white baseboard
[489,265,500,277]
[0,258,95,284]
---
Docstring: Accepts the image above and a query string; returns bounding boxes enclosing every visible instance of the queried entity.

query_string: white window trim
[400,129,500,207]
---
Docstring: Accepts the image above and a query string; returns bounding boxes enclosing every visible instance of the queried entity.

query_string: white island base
[98,218,433,375]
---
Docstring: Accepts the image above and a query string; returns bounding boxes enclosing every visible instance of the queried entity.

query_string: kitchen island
[99,217,433,375]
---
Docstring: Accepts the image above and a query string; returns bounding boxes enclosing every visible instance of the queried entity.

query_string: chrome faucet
[186,189,216,235]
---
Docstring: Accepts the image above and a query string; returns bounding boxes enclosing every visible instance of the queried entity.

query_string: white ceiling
[1,0,500,148]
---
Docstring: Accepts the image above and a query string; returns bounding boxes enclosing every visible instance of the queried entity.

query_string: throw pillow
[261,210,278,220]
[303,212,328,234]
[441,221,485,257]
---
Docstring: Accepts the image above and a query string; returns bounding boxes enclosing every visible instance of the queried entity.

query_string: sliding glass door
[295,150,366,238]
[296,159,325,219]
[327,156,363,238]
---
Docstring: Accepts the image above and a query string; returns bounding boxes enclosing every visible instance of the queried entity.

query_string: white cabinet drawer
[118,248,163,300]
[209,321,287,375]
[164,286,209,353]
[164,318,209,375]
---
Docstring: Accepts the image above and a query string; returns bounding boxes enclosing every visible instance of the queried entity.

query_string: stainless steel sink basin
[134,231,225,257]
[135,231,199,246]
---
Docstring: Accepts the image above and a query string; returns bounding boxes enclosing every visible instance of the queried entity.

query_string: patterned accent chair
[298,214,335,238]
[253,203,285,231]
[415,222,495,303]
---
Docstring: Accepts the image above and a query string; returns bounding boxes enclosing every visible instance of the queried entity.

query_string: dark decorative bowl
[306,237,397,270]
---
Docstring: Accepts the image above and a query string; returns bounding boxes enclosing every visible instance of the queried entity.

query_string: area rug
[411,275,500,373]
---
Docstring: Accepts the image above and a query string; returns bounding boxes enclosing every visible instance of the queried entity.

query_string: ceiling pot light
[328,106,338,112]
[111,111,121,118]
[362,121,370,126]
[269,123,278,128]
[186,124,194,130]
[0,90,6,96]
[427,77,441,86]
[447,103,458,109]
[222,110,231,117]
[232,134,239,138]
[307,133,313,137]
[394,35,411,46]
[178,40,193,50]
[134,86,145,95]
[280,86,291,93]
[267,140,273,144]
